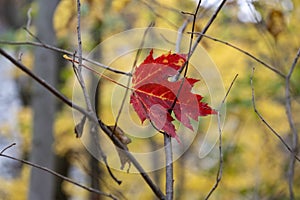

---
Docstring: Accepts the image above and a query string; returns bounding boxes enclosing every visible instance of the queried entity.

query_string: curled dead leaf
[266,9,285,40]
[108,125,132,171]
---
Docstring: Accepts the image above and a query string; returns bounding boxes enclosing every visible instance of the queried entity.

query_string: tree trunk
[28,0,59,200]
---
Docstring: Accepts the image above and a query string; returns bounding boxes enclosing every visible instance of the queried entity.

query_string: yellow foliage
[53,0,76,38]
[54,109,84,156]
[112,0,131,12]
[0,166,30,200]
[18,107,32,153]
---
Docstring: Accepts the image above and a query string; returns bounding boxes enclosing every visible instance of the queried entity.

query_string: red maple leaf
[130,50,216,141]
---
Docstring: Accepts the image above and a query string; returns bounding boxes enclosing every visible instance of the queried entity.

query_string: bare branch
[76,0,82,73]
[285,48,300,200]
[170,0,227,120]
[23,27,44,44]
[74,3,162,194]
[250,67,300,162]
[205,74,238,199]
[0,144,117,200]
[0,40,130,76]
[75,0,93,116]
[0,48,165,199]
[164,134,173,200]
[26,9,32,39]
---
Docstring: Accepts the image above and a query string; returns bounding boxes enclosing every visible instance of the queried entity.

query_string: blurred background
[0,0,299,199]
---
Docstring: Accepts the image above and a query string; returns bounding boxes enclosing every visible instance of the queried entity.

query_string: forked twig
[0,143,117,199]
[165,2,204,199]
[75,0,93,115]
[285,48,300,200]
[0,143,16,154]
[167,2,227,198]
[170,0,227,122]
[184,0,228,68]
[0,48,165,199]
[181,0,202,77]
[205,74,238,200]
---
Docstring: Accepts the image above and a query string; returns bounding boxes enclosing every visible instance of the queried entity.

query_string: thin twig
[0,40,130,76]
[76,0,82,73]
[205,74,238,200]
[177,0,202,75]
[75,0,93,115]
[0,144,117,199]
[112,22,154,134]
[97,120,166,199]
[285,48,300,200]
[26,9,32,40]
[205,111,222,200]
[179,0,228,74]
[23,27,44,44]
[0,143,16,154]
[73,152,128,200]
[169,0,203,114]
[222,74,239,104]
[184,0,201,77]
[94,81,122,185]
[190,0,227,56]
[250,67,300,162]
[0,48,165,199]
[188,32,285,78]
[76,0,120,185]
[169,0,227,120]
[175,19,191,53]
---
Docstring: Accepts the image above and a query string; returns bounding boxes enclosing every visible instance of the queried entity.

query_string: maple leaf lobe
[130,50,215,141]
